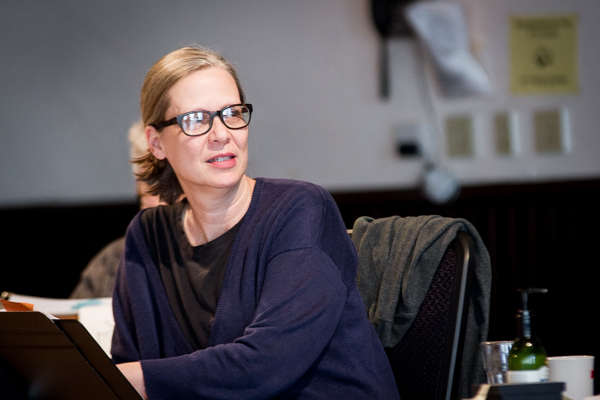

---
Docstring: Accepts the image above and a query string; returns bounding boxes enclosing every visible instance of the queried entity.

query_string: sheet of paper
[78,303,115,356]
[2,294,115,355]
[7,293,111,317]
[510,14,578,94]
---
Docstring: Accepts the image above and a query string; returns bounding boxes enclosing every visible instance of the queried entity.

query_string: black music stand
[0,311,141,399]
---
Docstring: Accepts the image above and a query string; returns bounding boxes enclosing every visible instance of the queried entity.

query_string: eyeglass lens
[180,105,251,136]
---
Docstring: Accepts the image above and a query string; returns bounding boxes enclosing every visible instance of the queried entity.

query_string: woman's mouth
[208,156,234,163]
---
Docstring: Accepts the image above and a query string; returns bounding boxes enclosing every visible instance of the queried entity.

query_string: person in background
[69,121,161,299]
[111,45,400,399]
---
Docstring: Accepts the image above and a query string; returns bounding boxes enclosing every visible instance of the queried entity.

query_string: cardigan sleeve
[140,246,349,399]
[111,220,143,364]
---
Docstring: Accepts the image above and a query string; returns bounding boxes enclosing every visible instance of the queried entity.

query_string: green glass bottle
[506,288,549,383]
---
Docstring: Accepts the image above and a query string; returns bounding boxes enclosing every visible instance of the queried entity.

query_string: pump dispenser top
[516,288,547,338]
[507,287,549,383]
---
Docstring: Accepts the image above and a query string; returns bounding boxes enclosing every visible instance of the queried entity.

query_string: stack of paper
[1,293,114,356]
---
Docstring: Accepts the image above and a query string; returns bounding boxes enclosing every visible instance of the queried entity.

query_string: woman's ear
[146,126,166,160]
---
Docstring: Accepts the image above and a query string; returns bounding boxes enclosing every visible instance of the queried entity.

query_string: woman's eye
[224,109,242,119]
[189,113,204,123]
[186,113,209,126]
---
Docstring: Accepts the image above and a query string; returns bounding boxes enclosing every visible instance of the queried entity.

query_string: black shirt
[140,200,242,350]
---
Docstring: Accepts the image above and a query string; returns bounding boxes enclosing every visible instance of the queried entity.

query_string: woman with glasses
[111,45,399,399]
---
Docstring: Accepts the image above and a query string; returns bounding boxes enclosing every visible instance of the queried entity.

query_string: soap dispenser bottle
[506,288,549,383]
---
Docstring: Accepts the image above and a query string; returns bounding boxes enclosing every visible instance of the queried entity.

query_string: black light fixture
[371,0,418,99]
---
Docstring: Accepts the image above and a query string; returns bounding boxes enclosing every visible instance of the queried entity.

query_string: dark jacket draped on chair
[352,215,491,397]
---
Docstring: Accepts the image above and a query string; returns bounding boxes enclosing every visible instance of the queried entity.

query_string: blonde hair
[134,45,246,205]
[127,120,147,176]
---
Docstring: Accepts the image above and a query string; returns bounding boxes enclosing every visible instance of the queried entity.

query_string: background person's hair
[127,120,148,176]
[133,45,246,205]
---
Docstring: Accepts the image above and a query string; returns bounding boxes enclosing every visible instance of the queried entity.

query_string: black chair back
[380,231,475,400]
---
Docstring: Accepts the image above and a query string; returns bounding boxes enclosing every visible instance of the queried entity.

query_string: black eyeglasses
[152,104,253,137]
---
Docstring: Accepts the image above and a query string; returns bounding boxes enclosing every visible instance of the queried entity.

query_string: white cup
[547,355,595,400]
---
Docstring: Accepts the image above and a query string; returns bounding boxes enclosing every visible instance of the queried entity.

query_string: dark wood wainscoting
[1,202,139,299]
[2,178,599,390]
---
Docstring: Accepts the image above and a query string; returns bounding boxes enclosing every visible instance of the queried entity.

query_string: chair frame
[439,231,475,400]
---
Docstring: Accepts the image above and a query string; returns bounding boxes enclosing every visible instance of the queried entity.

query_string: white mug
[547,355,594,400]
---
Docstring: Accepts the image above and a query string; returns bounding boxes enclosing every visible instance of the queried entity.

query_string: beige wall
[1,0,598,207]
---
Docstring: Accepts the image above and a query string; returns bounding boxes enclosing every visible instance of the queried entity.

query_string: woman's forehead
[167,67,240,115]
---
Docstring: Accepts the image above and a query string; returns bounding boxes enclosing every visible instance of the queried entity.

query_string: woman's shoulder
[137,200,185,227]
[124,201,186,245]
[249,178,352,266]
[250,178,341,230]
[254,177,331,202]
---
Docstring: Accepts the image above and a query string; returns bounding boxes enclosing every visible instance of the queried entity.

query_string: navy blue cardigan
[111,178,399,399]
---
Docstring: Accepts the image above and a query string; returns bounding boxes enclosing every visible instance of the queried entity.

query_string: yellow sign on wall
[510,14,578,95]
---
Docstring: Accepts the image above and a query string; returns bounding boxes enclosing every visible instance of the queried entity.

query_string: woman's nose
[208,117,230,143]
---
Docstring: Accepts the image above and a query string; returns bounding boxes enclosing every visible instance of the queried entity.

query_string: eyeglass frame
[151,103,253,137]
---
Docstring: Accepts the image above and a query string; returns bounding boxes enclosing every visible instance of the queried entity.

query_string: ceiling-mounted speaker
[371,0,418,99]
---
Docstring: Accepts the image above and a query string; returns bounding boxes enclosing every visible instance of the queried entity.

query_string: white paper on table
[77,302,115,356]
[7,293,112,317]
[3,293,115,356]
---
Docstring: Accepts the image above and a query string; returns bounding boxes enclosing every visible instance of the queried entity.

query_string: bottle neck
[518,310,532,338]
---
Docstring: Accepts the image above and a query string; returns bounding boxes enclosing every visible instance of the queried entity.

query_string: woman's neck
[183,176,255,246]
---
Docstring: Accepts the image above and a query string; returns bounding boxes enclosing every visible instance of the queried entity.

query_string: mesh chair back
[384,232,474,400]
